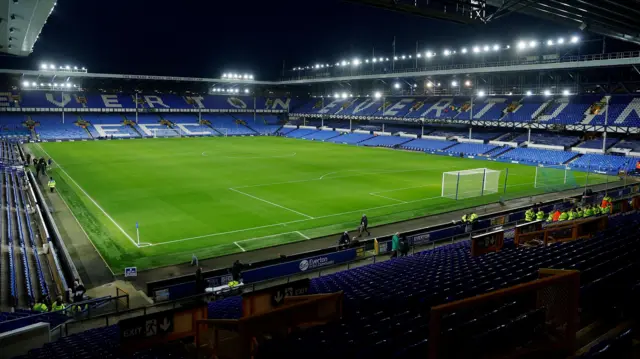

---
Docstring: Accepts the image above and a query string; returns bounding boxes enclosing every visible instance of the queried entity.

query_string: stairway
[581,96,608,125]
[563,153,582,165]
[531,100,553,121]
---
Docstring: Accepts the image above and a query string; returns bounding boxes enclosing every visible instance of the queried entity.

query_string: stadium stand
[202,114,256,135]
[326,133,373,144]
[0,310,67,333]
[359,135,412,148]
[513,132,580,147]
[304,130,341,141]
[0,114,31,138]
[497,147,579,165]
[31,114,90,140]
[159,114,216,136]
[233,114,282,134]
[577,138,619,150]
[124,114,179,138]
[399,138,455,152]
[81,114,141,138]
[193,211,640,359]
[444,143,499,156]
[570,153,637,173]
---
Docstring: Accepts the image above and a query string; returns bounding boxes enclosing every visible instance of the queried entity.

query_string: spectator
[552,209,562,222]
[195,267,204,293]
[399,237,410,257]
[191,253,198,266]
[26,153,31,166]
[51,296,66,312]
[391,232,400,258]
[73,278,86,303]
[360,214,371,236]
[231,260,249,283]
[338,231,350,250]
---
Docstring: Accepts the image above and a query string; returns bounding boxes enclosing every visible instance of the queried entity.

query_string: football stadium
[2,0,640,358]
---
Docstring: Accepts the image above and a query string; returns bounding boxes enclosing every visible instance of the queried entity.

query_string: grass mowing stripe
[36,143,139,248]
[29,137,617,272]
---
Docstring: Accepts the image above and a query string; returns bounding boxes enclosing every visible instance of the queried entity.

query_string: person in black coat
[338,231,350,250]
[195,267,205,294]
[231,260,250,282]
[360,214,371,236]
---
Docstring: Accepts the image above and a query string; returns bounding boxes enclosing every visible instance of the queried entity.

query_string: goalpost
[441,168,501,200]
[216,128,229,137]
[534,165,578,191]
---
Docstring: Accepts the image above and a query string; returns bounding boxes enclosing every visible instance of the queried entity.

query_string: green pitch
[26,137,614,273]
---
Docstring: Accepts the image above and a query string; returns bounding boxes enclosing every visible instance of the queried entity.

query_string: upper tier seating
[613,140,640,152]
[125,114,179,138]
[502,96,545,123]
[591,95,640,127]
[498,147,578,165]
[577,138,619,150]
[399,138,455,152]
[513,133,580,147]
[32,114,91,140]
[444,143,499,156]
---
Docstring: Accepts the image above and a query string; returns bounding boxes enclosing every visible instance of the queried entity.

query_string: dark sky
[0,0,604,79]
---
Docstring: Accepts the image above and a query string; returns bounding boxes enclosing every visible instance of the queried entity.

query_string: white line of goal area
[233,231,310,252]
[36,144,141,248]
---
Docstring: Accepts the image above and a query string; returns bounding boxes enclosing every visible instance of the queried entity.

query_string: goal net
[441,168,501,200]
[534,165,578,191]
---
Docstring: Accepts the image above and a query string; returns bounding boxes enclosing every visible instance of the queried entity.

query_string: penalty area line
[229,187,314,219]
[36,144,140,248]
[233,242,246,252]
[369,192,408,204]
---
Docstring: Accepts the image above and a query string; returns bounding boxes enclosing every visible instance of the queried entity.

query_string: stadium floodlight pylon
[441,168,500,200]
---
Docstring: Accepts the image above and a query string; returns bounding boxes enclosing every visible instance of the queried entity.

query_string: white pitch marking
[36,144,140,248]
[229,187,314,219]
[223,152,297,159]
[201,151,208,157]
[296,231,310,239]
[369,192,408,203]
[234,242,246,252]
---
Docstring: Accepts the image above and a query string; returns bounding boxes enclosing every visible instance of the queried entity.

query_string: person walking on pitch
[360,214,371,236]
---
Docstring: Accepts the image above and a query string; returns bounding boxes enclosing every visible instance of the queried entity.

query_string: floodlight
[243,74,249,79]
[394,56,398,60]
[73,84,78,88]
[517,41,526,50]
[492,44,499,51]
[349,94,353,97]
[335,62,339,66]
[372,58,377,63]
[472,46,480,53]
[529,40,537,48]
[53,83,58,87]
[31,82,37,87]
[483,45,490,52]
[222,73,227,78]
[49,64,55,69]
[426,51,433,58]
[384,58,389,61]
[65,83,71,88]
[477,90,486,97]
[394,83,400,89]
[374,91,382,99]
[74,66,78,70]
[40,63,47,70]
[413,84,417,88]
[81,67,86,70]
[562,89,570,96]
[334,93,339,99]
[416,53,421,58]
[426,82,433,88]
[315,64,320,69]
[557,37,565,44]
[408,55,412,58]
[464,80,471,87]
[547,40,554,46]
[365,59,369,63]
[40,83,44,86]
[437,82,441,86]
[543,89,551,96]
[47,83,51,86]
[507,92,513,95]
[571,36,579,43]
[341,92,348,99]
[353,58,361,66]
[506,45,510,49]
[400,55,405,60]
[65,65,70,70]
[526,90,532,96]
[461,48,468,54]
[249,75,254,79]
[341,60,347,66]
[22,81,29,87]
[451,80,458,87]
[443,49,451,56]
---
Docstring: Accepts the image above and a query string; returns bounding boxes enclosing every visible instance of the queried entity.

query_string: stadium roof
[0,0,56,56]
[348,0,640,45]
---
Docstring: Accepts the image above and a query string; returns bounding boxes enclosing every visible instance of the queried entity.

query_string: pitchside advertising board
[242,249,357,283]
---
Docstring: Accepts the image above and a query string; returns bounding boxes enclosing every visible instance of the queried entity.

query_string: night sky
[0,0,610,80]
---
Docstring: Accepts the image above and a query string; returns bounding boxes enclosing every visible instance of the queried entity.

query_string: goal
[215,128,229,137]
[441,168,501,200]
[534,165,577,191]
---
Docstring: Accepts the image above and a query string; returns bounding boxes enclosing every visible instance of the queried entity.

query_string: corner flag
[136,222,140,245]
